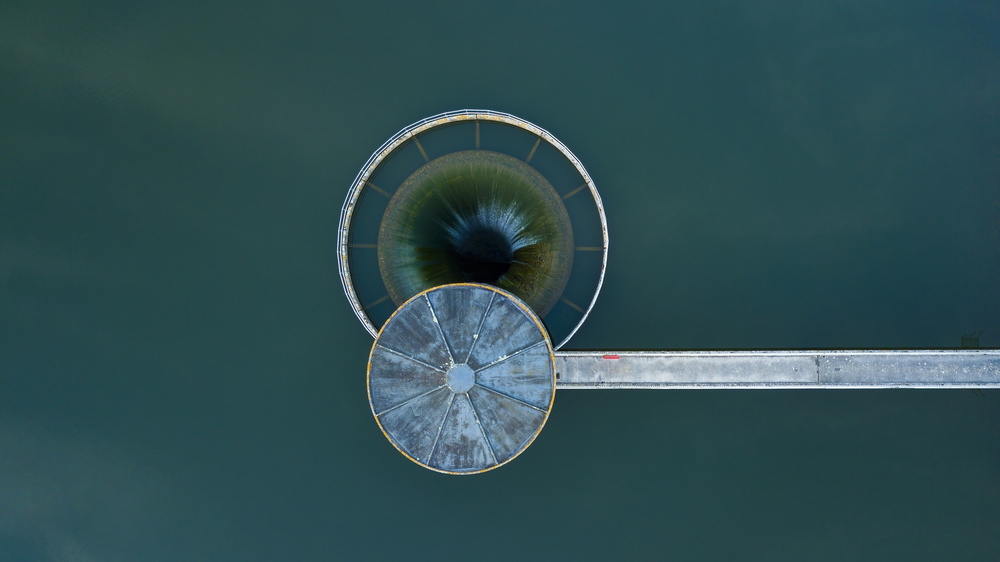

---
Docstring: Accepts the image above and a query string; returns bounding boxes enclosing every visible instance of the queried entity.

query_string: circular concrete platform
[367,283,555,474]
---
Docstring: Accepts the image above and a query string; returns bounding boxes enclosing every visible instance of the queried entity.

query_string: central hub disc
[445,364,475,393]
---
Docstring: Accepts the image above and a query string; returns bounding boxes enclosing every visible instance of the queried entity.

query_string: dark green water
[2,1,998,560]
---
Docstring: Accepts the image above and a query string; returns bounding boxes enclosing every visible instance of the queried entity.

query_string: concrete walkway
[555,350,1000,389]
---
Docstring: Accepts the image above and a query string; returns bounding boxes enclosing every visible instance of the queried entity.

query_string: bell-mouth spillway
[337,109,608,351]
[378,149,575,318]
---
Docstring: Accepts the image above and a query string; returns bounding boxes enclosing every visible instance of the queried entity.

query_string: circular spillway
[367,283,555,474]
[338,109,609,350]
[378,150,574,317]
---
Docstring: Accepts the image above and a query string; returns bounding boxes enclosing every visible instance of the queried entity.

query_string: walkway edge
[554,350,1000,389]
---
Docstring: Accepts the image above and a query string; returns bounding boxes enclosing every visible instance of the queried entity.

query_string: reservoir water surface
[2,1,998,560]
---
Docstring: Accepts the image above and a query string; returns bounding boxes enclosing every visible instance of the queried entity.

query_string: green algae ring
[377,150,574,318]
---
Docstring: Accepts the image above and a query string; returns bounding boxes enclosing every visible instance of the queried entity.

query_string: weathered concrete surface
[368,283,555,474]
[554,350,1000,389]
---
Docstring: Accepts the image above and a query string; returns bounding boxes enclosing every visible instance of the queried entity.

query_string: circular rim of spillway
[338,109,609,350]
[367,283,556,474]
